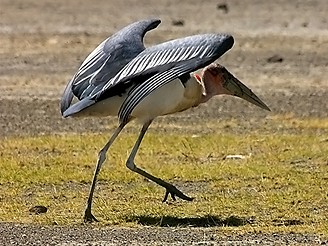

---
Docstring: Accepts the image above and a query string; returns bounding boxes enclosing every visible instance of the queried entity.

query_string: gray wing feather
[60,18,161,115]
[114,34,234,123]
[63,33,234,118]
[98,34,233,95]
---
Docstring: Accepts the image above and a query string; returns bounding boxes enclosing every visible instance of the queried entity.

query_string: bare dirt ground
[1,0,328,245]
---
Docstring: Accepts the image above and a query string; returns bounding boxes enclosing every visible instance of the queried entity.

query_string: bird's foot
[162,184,194,202]
[83,208,99,223]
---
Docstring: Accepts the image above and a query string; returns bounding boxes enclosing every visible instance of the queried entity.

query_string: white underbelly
[73,76,203,121]
[131,77,202,123]
[74,95,126,117]
[131,79,184,121]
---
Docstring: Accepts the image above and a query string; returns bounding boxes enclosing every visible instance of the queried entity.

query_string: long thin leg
[126,120,193,202]
[84,123,125,223]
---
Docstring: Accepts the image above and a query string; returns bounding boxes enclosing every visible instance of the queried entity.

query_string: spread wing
[62,34,234,119]
[110,34,234,123]
[60,18,161,115]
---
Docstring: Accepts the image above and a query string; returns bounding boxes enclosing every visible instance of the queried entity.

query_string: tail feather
[62,98,96,118]
[60,77,76,115]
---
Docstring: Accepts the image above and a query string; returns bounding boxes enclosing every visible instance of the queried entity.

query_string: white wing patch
[100,44,210,93]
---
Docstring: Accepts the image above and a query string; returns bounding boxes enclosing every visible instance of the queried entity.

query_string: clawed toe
[162,185,194,203]
[162,190,177,202]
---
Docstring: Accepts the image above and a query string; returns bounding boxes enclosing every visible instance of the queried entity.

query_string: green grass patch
[1,118,328,235]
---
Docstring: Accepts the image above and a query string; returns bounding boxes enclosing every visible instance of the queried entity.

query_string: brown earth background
[0,0,328,245]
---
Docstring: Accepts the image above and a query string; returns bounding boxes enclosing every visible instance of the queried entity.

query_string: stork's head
[198,63,270,111]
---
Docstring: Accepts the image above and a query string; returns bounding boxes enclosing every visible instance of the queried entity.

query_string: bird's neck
[192,72,216,105]
[200,94,212,104]
[199,79,219,104]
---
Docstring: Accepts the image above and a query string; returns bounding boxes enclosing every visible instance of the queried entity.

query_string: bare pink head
[198,63,270,111]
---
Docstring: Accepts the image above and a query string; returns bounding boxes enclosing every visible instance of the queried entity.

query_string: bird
[61,18,270,223]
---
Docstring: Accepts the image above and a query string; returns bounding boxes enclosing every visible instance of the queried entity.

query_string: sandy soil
[1,0,328,138]
[0,222,326,245]
[1,0,328,244]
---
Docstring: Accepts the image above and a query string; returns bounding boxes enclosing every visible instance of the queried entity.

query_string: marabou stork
[61,18,270,222]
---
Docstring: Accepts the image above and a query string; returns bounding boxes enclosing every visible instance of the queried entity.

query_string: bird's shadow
[125,215,254,227]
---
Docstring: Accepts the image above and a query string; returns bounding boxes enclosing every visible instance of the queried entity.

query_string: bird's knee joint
[126,159,136,171]
[98,151,107,164]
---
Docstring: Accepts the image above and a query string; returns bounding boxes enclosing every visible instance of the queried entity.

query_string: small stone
[217,3,229,13]
[267,55,284,63]
[172,20,184,26]
[29,205,48,214]
[223,154,248,160]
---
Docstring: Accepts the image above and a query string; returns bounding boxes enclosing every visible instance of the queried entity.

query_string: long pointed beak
[224,73,271,111]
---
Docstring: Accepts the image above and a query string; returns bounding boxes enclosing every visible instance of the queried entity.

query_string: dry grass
[1,117,328,235]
